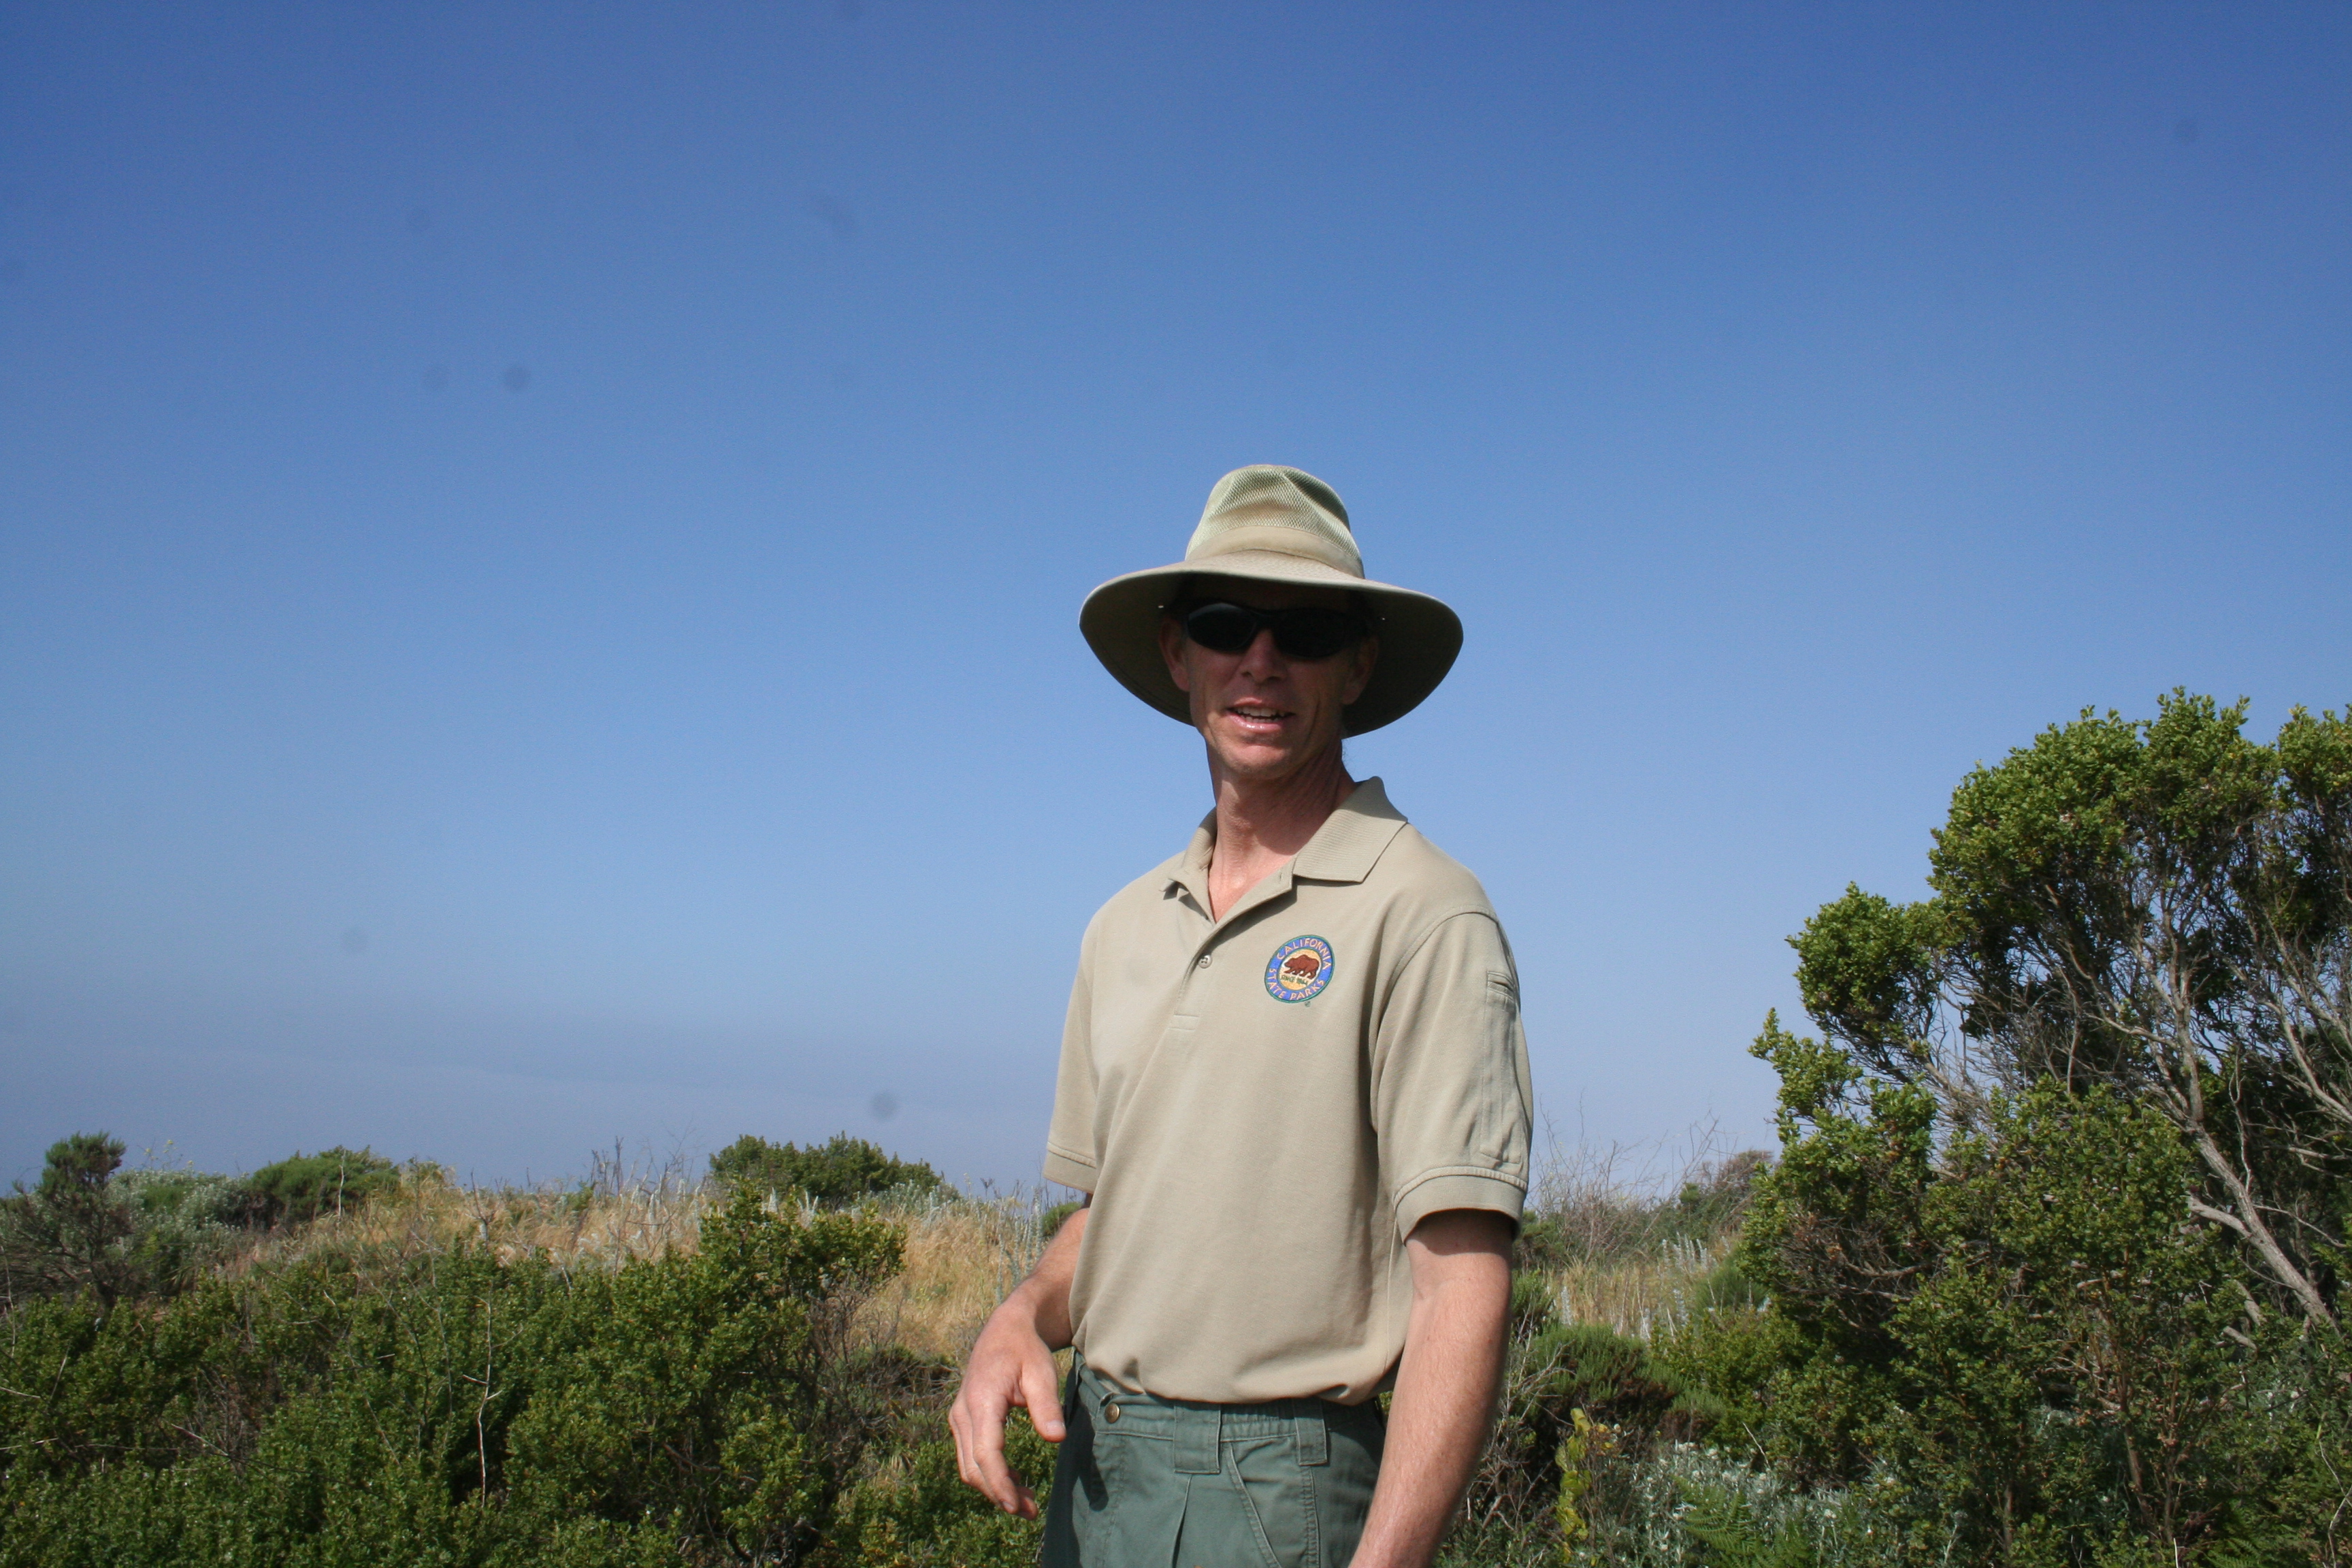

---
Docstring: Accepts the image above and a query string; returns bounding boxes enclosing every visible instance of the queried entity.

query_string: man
[951,466,1533,1568]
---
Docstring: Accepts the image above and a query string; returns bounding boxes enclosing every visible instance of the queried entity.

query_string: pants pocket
[1042,1369,1112,1567]
[1222,1435,1315,1568]
[1309,1408,1384,1567]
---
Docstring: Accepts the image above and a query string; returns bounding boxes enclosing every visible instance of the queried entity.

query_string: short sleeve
[1371,910,1533,1239]
[1043,919,1101,1192]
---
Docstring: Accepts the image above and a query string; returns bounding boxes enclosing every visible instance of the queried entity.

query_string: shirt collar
[1162,777,1410,911]
[1293,777,1409,883]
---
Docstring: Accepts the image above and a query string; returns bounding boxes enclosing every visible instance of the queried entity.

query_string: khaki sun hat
[1080,465,1463,736]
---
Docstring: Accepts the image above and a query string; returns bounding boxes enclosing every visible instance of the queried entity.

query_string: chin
[1213,740,1316,777]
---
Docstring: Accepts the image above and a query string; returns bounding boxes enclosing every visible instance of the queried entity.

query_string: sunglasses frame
[1173,599,1374,662]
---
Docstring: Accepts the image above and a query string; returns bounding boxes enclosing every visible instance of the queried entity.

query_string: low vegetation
[709,1134,955,1210]
[0,1134,1045,1567]
[5,692,2347,1565]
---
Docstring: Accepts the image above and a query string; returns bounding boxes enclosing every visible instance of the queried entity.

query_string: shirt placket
[1168,868,1296,1027]
[1177,930,1219,1017]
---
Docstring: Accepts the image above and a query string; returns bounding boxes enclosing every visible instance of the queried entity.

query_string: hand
[949,1294,1067,1516]
[949,1205,1086,1516]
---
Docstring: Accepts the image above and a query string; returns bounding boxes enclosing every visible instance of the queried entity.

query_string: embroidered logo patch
[1265,935,1335,1002]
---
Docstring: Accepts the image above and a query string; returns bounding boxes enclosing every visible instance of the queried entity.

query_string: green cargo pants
[1041,1357,1385,1568]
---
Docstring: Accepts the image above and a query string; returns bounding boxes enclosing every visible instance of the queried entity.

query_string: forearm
[1004,1205,1087,1348]
[1352,1211,1512,1568]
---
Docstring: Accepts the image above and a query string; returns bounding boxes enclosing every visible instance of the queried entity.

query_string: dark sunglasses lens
[1273,610,1362,660]
[1183,604,1259,653]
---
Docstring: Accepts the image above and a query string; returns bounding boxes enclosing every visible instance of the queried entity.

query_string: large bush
[1634,693,2352,1567]
[231,1145,402,1229]
[1445,697,2352,1568]
[1,1133,141,1307]
[1791,694,2352,1326]
[1722,1026,2311,1562]
[710,1133,953,1207]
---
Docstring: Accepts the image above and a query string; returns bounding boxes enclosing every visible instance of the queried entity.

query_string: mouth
[1224,703,1294,729]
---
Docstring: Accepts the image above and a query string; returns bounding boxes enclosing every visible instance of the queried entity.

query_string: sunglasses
[1179,601,1370,662]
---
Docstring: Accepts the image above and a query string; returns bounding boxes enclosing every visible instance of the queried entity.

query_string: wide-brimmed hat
[1080,465,1463,736]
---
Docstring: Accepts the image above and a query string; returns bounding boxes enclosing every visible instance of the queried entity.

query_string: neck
[1205,742,1356,894]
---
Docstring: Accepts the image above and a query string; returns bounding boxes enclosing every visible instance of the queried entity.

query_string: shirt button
[1102,1402,1122,1423]
[1196,953,1213,969]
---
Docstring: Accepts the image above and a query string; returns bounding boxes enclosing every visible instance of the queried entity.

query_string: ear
[1157,616,1194,693]
[1340,636,1377,706]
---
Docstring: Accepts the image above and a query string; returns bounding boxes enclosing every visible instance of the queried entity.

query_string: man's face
[1157,577,1379,784]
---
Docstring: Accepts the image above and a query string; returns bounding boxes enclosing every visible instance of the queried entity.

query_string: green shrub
[2,1138,408,1310]
[1787,696,2352,1333]
[1566,1443,1877,1568]
[231,1146,401,1229]
[1650,1304,1793,1458]
[823,1412,1054,1567]
[1469,1308,1701,1544]
[112,1169,247,1288]
[1,1132,141,1305]
[1524,1323,1682,1432]
[1507,1268,1557,1334]
[1460,698,2352,1567]
[0,1184,924,1566]
[1731,1020,2315,1564]
[710,1132,953,1207]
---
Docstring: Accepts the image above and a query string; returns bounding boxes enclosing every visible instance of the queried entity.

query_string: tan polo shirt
[1044,778,1533,1405]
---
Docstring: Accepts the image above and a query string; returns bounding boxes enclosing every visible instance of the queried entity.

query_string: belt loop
[1295,1403,1329,1467]
[1175,1405,1222,1473]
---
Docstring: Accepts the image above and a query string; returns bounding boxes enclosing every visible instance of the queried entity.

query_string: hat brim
[1080,549,1463,737]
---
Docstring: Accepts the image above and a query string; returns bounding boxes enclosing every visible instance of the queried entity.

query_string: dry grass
[218,1151,715,1279]
[1526,1126,1765,1340]
[1547,1236,1729,1339]
[855,1198,1056,1361]
[219,1152,1058,1365]
[218,1132,1759,1360]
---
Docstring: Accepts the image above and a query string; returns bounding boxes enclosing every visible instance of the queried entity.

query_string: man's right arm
[949,1203,1088,1518]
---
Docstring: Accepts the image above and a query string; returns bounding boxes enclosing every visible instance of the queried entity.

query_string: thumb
[1022,1356,1066,1442]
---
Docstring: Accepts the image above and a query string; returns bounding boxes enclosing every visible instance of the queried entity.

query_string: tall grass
[858,1187,1057,1362]
[223,1149,1068,1367]
[212,1146,716,1277]
[1523,1128,1766,1335]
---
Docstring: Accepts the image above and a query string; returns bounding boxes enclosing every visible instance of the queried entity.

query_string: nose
[1237,625,1284,674]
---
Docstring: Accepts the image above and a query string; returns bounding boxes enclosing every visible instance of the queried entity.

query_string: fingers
[952,1309,1068,1516]
[1022,1351,1066,1443]
[950,1379,1037,1516]
[949,1392,979,1487]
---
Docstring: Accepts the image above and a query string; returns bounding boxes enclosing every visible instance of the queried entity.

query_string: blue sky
[3,3,2346,1190]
